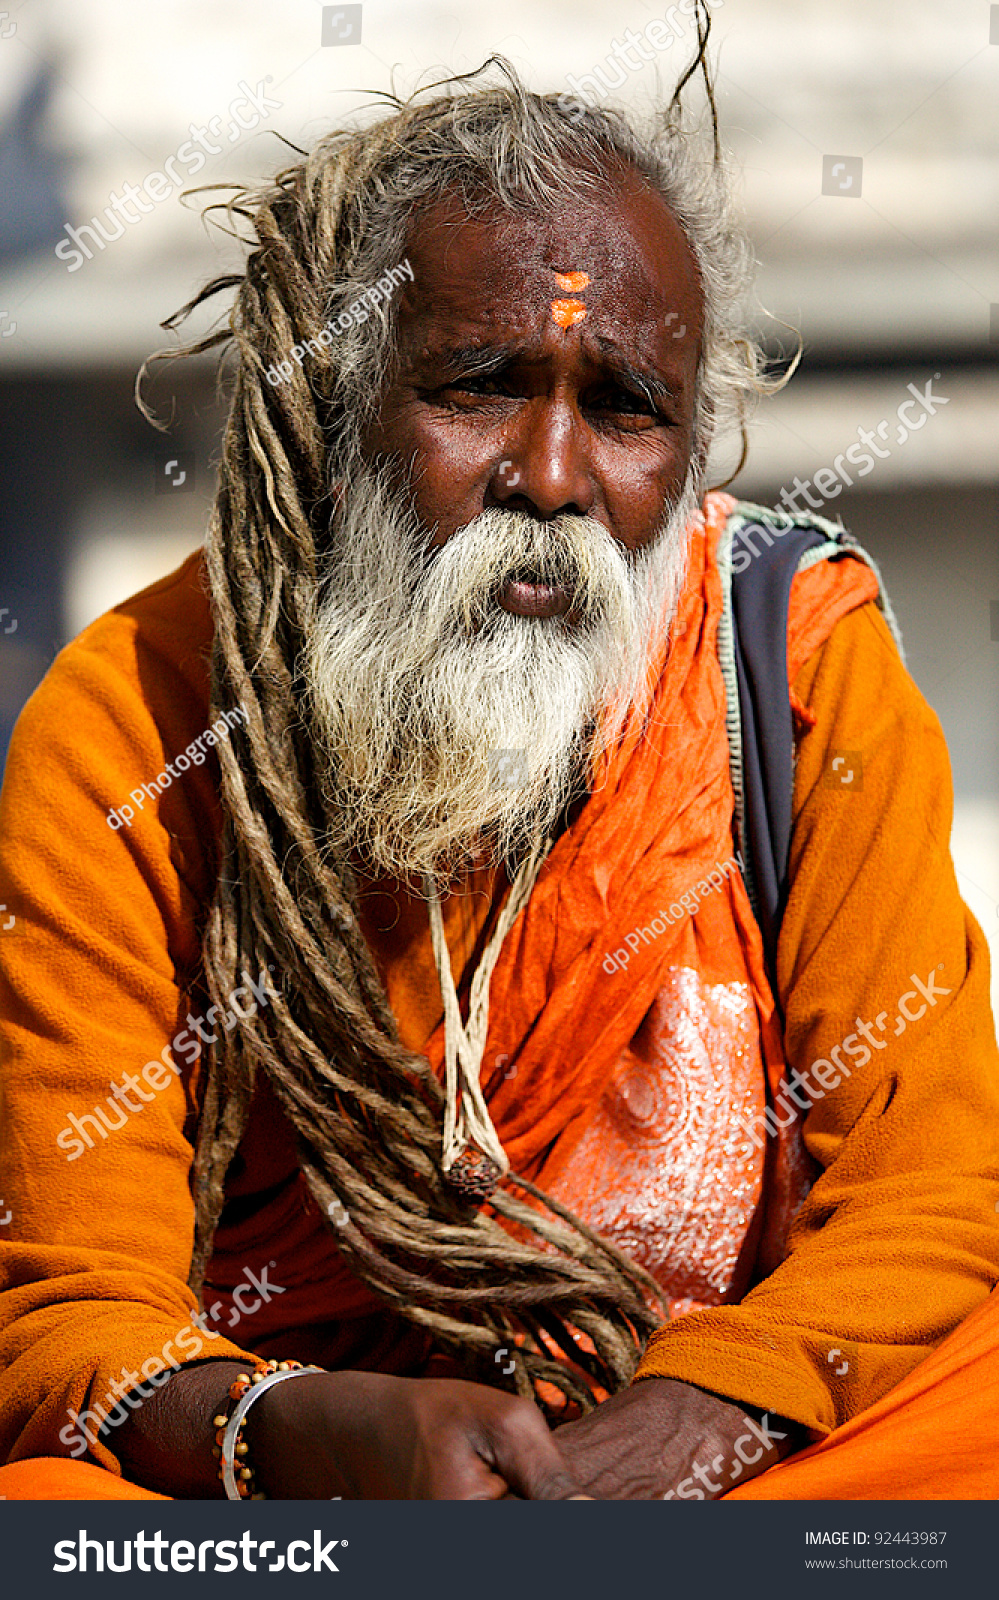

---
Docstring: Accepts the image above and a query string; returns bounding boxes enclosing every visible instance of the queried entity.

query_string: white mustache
[304,462,697,884]
[405,506,635,642]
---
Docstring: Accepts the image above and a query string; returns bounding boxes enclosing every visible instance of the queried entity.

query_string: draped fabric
[2,1287,996,1500]
[1,493,995,1502]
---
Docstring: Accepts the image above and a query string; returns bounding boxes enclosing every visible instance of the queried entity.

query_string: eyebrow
[419,340,679,411]
[419,341,524,383]
[595,348,679,413]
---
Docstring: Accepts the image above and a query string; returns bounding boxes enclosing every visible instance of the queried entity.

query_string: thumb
[485,1407,586,1501]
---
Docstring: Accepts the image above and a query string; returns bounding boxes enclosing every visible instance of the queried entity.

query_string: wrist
[112,1358,249,1500]
[625,1378,803,1497]
[242,1369,345,1500]
[734,1400,807,1463]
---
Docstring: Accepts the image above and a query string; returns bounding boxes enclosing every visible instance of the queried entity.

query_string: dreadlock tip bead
[212,1415,228,1429]
[444,1145,503,1201]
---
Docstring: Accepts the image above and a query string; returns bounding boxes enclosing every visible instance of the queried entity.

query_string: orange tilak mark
[553,271,590,292]
[550,299,588,328]
[550,268,590,327]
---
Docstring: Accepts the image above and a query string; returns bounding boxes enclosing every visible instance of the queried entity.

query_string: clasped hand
[250,1370,801,1500]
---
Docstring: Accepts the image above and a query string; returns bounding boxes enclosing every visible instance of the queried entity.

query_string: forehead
[398,167,704,354]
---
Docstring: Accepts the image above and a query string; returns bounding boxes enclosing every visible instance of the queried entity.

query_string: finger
[485,1405,585,1501]
[432,1446,515,1502]
[496,1491,591,1500]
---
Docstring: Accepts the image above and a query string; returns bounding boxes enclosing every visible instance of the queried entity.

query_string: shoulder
[790,596,953,866]
[795,597,942,749]
[7,548,213,778]
[1,548,219,916]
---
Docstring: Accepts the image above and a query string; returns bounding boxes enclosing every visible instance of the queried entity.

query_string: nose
[488,398,596,521]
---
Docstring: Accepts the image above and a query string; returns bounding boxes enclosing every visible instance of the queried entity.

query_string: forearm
[110,1360,247,1498]
[555,1376,805,1500]
[112,1366,585,1501]
[659,1384,807,1499]
[109,1363,374,1501]
[635,1219,996,1437]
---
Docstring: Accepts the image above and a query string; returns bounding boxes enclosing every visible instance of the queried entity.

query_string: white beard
[304,460,700,887]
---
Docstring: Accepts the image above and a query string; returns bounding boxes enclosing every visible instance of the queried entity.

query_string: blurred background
[1,0,997,1013]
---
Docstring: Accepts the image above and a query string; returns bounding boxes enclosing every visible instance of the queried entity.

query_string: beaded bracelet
[214,1358,324,1500]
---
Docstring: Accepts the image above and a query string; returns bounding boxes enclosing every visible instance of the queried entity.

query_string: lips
[497,578,572,618]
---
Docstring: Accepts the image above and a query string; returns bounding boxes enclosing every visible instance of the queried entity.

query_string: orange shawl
[1,492,996,1487]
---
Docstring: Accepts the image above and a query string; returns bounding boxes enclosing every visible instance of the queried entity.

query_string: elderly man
[0,52,997,1503]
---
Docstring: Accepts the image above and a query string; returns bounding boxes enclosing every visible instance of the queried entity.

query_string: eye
[416,372,514,407]
[587,385,668,425]
[447,374,506,396]
[602,387,652,412]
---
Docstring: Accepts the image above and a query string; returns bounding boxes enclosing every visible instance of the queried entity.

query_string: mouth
[496,575,572,619]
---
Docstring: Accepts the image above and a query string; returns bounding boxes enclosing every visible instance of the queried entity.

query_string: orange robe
[0,492,996,1498]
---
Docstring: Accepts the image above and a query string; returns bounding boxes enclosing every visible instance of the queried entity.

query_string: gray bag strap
[716,499,904,993]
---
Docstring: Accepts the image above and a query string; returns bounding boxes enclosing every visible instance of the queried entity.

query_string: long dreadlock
[137,9,789,1413]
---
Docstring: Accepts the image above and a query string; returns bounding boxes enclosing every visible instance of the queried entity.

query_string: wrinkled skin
[363,159,705,561]
[247,1371,802,1500]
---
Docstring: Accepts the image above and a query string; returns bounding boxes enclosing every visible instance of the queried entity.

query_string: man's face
[307,168,706,885]
[363,165,704,604]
